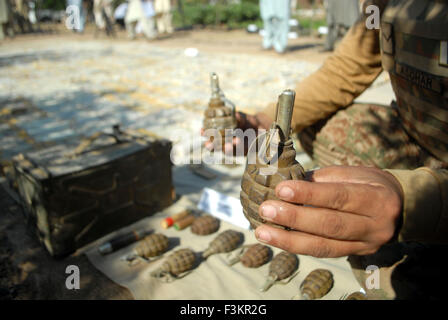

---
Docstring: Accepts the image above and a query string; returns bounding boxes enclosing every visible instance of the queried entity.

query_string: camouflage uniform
[262,0,448,299]
[299,103,448,171]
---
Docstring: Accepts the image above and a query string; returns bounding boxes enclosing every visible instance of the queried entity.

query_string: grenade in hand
[203,72,236,148]
[240,90,305,229]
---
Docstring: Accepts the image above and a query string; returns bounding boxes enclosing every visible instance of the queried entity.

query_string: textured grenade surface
[346,292,368,300]
[191,215,220,236]
[240,90,305,230]
[269,251,298,280]
[135,233,169,258]
[203,73,236,147]
[240,141,305,229]
[300,269,334,300]
[240,244,271,268]
[160,248,196,276]
[203,230,243,258]
[203,104,236,131]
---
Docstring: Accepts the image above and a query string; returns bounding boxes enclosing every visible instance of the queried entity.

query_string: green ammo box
[12,127,175,257]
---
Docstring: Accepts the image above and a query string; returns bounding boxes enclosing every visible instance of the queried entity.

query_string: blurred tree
[40,0,66,10]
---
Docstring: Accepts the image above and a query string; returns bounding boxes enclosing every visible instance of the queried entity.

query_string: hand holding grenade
[203,72,237,148]
[260,251,299,292]
[122,233,169,264]
[150,248,197,282]
[298,269,334,300]
[240,90,305,229]
[227,243,272,268]
[202,229,244,259]
[191,215,220,235]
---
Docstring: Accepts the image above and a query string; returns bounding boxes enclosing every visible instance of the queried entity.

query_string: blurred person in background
[322,0,360,52]
[259,0,291,54]
[67,0,86,33]
[154,0,173,35]
[125,0,156,40]
[114,1,128,29]
[13,0,33,33]
[93,0,115,36]
[0,0,15,40]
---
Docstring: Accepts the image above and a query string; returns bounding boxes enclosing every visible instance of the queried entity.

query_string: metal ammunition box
[12,127,175,257]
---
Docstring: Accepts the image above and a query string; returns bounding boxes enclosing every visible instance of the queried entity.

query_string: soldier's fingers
[258,200,372,241]
[308,166,380,184]
[275,180,379,217]
[255,225,370,258]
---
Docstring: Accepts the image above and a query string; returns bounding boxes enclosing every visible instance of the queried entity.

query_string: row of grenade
[122,215,221,264]
[122,231,341,299]
[122,228,245,282]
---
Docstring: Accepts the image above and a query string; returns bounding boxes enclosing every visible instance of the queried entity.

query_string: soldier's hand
[255,166,404,258]
[202,111,272,154]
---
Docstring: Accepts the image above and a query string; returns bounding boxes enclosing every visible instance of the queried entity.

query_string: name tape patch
[440,41,448,67]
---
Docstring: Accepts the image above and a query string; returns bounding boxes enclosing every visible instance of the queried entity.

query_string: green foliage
[293,16,327,30]
[174,1,261,29]
[40,0,66,10]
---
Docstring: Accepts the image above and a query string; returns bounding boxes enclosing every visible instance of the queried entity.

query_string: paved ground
[0,26,394,299]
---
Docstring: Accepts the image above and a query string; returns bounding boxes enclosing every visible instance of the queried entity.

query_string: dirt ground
[1,22,331,63]
[0,24,331,300]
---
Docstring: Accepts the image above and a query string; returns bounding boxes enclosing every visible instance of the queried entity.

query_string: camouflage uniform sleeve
[262,0,388,133]
[386,168,448,244]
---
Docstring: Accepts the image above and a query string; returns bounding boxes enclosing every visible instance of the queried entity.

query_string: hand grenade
[191,215,220,235]
[203,72,237,148]
[227,244,272,268]
[260,251,299,292]
[299,269,334,300]
[202,229,244,259]
[122,233,169,263]
[150,248,197,282]
[240,90,305,229]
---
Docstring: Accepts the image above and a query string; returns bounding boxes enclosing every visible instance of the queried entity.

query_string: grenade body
[300,269,334,300]
[134,234,169,258]
[202,230,243,259]
[260,251,298,292]
[240,139,305,229]
[151,248,196,280]
[240,244,271,268]
[240,90,305,230]
[191,215,220,235]
[203,73,236,148]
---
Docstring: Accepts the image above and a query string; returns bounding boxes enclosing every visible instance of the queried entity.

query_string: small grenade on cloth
[345,292,368,300]
[227,244,272,268]
[260,251,299,292]
[202,230,244,259]
[240,90,305,229]
[203,72,237,149]
[150,248,197,282]
[122,233,169,264]
[191,215,220,235]
[299,269,334,300]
